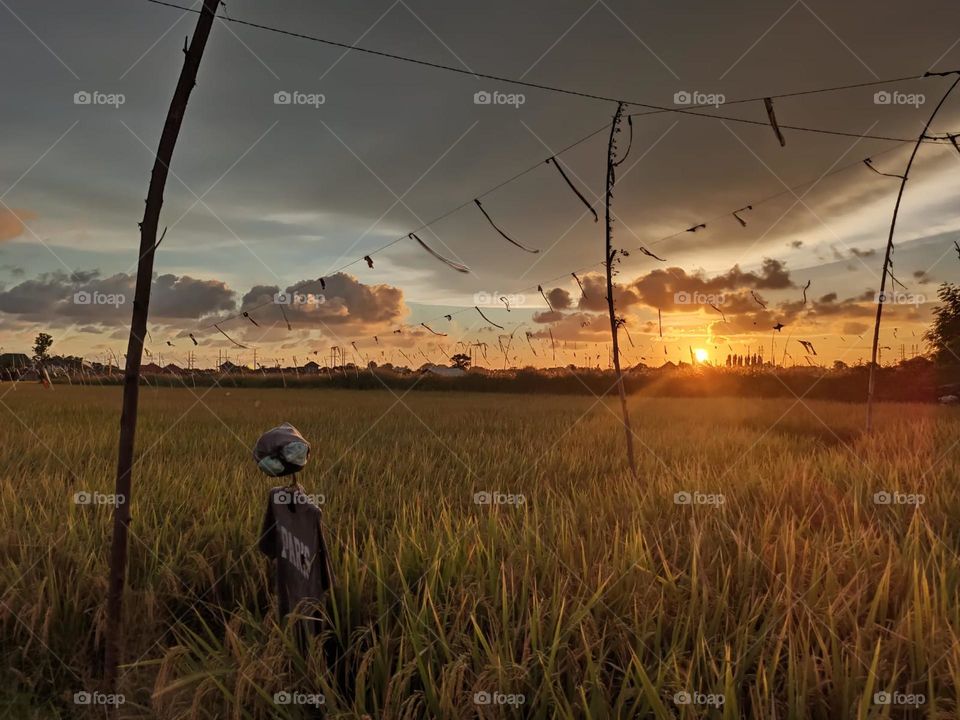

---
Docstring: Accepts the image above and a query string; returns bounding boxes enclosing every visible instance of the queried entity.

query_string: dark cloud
[0,264,25,277]
[68,270,101,283]
[532,309,565,324]
[630,258,794,312]
[152,275,234,318]
[239,272,406,329]
[704,287,888,337]
[529,311,607,341]
[0,269,235,325]
[804,294,874,318]
[547,287,572,311]
[849,247,877,259]
[535,260,810,342]
[574,273,640,313]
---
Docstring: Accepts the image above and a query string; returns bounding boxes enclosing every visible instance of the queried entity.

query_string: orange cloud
[0,208,36,242]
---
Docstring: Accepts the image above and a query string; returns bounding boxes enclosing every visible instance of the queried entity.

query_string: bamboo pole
[604,102,638,479]
[104,0,221,691]
[866,72,960,431]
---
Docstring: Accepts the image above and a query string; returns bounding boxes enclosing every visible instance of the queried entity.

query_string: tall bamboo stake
[866,72,960,431]
[604,102,638,479]
[104,0,221,691]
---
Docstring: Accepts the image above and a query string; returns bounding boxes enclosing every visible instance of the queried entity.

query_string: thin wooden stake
[104,0,221,692]
[866,73,960,431]
[604,102,638,479]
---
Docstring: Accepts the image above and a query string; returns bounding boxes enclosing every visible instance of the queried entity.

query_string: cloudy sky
[2,0,960,368]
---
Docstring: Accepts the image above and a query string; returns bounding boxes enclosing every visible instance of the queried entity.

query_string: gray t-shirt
[258,485,333,628]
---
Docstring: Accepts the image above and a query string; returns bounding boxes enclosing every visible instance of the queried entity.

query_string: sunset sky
[2,0,960,368]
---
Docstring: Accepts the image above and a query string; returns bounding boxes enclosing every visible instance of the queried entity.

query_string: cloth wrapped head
[253,423,310,477]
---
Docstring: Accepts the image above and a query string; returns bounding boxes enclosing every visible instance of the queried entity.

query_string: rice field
[1,384,959,718]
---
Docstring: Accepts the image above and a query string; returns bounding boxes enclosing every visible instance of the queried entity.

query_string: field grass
[1,384,959,718]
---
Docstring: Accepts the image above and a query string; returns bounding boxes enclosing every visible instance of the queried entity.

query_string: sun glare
[694,348,709,364]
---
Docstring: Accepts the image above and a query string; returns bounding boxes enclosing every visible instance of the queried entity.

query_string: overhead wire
[147,0,959,342]
[146,0,945,118]
[197,104,944,335]
[150,0,953,291]
[413,141,920,330]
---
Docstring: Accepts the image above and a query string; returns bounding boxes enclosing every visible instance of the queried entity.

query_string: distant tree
[833,360,849,371]
[450,353,471,370]
[33,332,53,362]
[924,283,960,364]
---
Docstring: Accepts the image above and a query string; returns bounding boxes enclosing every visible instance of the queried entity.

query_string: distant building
[302,361,320,373]
[219,361,243,373]
[420,364,466,378]
[162,363,184,374]
[141,362,164,374]
[0,353,30,369]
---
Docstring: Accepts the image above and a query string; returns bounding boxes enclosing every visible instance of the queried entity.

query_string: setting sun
[694,348,709,364]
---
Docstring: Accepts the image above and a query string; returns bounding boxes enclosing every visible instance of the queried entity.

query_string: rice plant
[1,385,957,718]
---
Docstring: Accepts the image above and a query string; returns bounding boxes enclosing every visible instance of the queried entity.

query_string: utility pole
[604,102,638,480]
[867,71,960,431]
[104,0,221,693]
